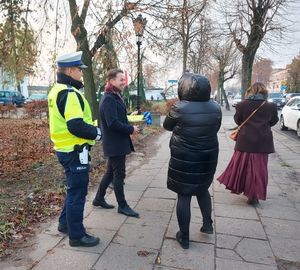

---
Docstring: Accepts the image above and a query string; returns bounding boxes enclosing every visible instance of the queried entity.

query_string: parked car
[285,93,300,103]
[268,92,285,109]
[0,90,25,106]
[26,93,48,102]
[231,93,242,107]
[280,97,300,138]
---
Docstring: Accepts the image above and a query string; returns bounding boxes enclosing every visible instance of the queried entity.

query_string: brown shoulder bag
[229,101,266,141]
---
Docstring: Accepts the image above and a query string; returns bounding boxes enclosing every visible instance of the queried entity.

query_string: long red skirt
[217,151,268,200]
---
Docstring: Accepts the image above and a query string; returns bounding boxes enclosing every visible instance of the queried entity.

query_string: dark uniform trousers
[56,151,89,240]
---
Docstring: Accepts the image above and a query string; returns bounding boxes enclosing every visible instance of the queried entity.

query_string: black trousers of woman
[176,190,212,238]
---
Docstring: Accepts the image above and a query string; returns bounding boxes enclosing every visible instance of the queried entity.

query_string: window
[287,98,299,107]
[293,99,300,107]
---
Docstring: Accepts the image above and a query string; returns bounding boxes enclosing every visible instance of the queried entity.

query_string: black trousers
[94,155,127,208]
[176,190,212,237]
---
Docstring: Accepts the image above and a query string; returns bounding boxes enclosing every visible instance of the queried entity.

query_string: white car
[280,97,300,138]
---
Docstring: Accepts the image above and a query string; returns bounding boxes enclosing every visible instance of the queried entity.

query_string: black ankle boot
[118,205,139,218]
[176,231,189,249]
[92,199,115,209]
[247,198,259,205]
[200,223,214,234]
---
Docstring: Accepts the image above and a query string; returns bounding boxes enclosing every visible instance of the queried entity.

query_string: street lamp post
[133,14,147,114]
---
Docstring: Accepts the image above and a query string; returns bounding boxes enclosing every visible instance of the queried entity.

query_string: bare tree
[188,17,214,74]
[143,63,160,88]
[207,69,219,95]
[212,40,240,110]
[145,0,209,73]
[66,0,137,118]
[224,0,289,97]
[287,53,300,93]
[252,58,273,85]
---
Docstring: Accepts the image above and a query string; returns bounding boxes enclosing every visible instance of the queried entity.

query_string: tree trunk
[68,0,131,119]
[182,41,188,73]
[241,49,257,98]
[221,85,230,111]
[217,71,223,104]
[218,70,230,110]
[82,44,98,120]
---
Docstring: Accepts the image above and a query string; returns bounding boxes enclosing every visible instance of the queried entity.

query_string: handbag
[229,101,266,141]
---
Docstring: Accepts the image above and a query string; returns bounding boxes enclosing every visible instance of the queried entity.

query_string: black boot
[93,199,115,209]
[247,198,259,205]
[58,223,68,234]
[176,231,189,249]
[200,223,214,234]
[69,233,100,247]
[118,205,139,218]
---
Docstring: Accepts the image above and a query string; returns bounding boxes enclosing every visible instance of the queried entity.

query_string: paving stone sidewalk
[1,111,300,270]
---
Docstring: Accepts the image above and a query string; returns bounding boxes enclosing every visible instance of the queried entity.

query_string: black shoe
[200,224,214,234]
[118,205,139,218]
[69,234,100,247]
[58,223,68,234]
[93,199,115,209]
[176,231,189,249]
[247,198,259,205]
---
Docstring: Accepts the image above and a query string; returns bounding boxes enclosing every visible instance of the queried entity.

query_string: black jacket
[100,92,134,157]
[164,100,222,195]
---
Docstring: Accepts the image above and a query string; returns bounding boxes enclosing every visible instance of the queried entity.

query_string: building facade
[267,68,288,93]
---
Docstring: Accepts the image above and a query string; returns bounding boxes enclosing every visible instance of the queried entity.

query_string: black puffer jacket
[163,73,222,195]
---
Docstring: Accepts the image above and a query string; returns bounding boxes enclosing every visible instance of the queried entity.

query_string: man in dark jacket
[93,69,140,218]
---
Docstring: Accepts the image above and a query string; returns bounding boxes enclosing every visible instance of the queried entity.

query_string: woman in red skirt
[217,82,278,205]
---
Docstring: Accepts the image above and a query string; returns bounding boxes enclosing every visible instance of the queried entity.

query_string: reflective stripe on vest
[48,83,95,152]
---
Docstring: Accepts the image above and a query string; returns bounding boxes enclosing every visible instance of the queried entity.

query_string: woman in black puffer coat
[163,73,222,249]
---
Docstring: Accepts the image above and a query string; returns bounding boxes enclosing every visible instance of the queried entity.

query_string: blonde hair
[245,82,268,98]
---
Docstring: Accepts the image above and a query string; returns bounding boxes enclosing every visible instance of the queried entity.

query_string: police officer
[48,51,101,247]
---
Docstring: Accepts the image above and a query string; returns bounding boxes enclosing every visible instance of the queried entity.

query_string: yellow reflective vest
[48,83,95,152]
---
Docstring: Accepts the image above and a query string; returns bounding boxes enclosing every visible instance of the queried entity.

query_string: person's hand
[130,110,139,115]
[132,125,140,135]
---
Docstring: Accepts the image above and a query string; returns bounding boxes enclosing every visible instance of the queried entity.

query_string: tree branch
[90,2,135,57]
[80,0,90,23]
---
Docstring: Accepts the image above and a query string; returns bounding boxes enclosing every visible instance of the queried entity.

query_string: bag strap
[237,101,266,130]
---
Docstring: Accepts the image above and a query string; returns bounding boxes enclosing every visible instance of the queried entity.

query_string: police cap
[56,51,87,69]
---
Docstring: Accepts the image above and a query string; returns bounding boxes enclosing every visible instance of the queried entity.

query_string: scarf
[105,83,125,103]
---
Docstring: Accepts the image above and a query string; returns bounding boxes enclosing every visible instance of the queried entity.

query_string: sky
[166,0,300,85]
[26,0,300,86]
[255,0,300,68]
